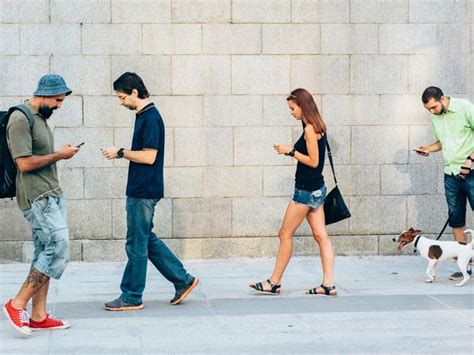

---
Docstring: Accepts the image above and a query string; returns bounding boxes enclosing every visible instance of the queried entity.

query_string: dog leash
[435,181,464,241]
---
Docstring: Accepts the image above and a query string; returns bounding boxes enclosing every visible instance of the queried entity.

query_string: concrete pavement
[0,255,473,354]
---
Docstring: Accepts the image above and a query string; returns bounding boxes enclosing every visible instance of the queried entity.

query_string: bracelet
[287,148,296,157]
[468,156,474,162]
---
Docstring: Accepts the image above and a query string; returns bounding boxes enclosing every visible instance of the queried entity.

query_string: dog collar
[414,235,421,250]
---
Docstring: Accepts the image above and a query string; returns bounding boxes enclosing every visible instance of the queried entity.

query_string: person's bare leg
[306,206,335,292]
[452,227,472,267]
[453,227,467,243]
[30,279,50,322]
[12,267,50,311]
[269,202,310,285]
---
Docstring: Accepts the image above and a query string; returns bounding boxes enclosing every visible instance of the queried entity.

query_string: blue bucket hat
[34,74,72,97]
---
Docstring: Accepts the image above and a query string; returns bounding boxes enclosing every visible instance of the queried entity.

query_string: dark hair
[422,86,444,104]
[113,72,150,99]
[286,88,327,134]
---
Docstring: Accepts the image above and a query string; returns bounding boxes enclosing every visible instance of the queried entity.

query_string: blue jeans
[22,195,69,280]
[444,172,474,228]
[120,197,194,304]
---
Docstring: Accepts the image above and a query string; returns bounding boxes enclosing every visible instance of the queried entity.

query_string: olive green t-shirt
[6,102,61,210]
[431,96,474,175]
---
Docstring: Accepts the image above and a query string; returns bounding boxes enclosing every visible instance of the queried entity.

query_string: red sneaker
[29,312,70,331]
[3,299,31,335]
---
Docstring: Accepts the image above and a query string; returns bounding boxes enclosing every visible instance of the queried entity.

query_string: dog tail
[465,229,474,239]
[467,229,474,257]
[465,230,474,257]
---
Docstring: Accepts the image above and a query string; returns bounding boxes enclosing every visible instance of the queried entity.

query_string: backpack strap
[8,104,35,129]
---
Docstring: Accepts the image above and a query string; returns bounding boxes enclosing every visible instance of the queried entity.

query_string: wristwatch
[287,148,296,157]
[117,148,125,159]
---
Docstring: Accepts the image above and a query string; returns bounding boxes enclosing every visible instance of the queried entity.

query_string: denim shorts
[444,172,474,228]
[22,195,69,280]
[292,185,327,210]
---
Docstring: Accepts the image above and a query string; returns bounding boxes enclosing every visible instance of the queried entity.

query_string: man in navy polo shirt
[101,72,198,311]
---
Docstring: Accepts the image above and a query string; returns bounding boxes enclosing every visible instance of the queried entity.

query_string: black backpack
[0,105,35,198]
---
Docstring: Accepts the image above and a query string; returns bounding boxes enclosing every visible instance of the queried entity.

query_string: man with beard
[3,74,80,335]
[101,72,198,311]
[416,86,474,281]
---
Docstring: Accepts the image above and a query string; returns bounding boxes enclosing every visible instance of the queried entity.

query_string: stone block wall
[0,0,472,261]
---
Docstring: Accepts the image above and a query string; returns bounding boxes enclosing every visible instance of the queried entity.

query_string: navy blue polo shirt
[126,103,165,199]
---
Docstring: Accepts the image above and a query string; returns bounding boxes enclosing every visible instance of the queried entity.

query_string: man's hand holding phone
[59,143,80,160]
[413,146,430,157]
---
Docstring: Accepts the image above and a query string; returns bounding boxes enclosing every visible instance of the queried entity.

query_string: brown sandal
[306,284,337,297]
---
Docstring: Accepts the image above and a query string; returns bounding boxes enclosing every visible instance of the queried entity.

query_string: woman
[250,88,337,297]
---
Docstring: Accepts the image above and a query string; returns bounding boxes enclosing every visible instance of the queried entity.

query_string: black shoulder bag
[323,140,351,225]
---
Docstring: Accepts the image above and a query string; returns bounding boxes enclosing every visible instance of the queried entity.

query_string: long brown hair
[286,88,327,134]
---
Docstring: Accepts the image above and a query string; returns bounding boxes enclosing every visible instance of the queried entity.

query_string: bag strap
[8,104,35,129]
[325,138,338,185]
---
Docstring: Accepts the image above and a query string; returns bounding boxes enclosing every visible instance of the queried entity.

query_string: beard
[440,104,447,114]
[434,103,447,115]
[124,103,137,111]
[38,105,56,119]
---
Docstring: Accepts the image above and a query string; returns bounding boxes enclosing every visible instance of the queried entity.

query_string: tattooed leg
[12,267,50,310]
[31,279,50,321]
[24,267,48,288]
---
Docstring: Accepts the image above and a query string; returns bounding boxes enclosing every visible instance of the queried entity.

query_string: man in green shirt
[417,86,474,281]
[3,74,81,335]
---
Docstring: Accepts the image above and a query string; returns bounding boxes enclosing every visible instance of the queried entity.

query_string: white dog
[394,228,474,287]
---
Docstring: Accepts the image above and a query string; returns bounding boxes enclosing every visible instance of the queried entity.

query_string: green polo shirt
[431,96,474,175]
[6,101,61,210]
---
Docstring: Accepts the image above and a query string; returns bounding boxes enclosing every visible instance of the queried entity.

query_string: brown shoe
[170,278,199,305]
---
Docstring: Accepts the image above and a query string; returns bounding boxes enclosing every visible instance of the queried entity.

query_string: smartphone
[76,142,85,148]
[413,149,428,155]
